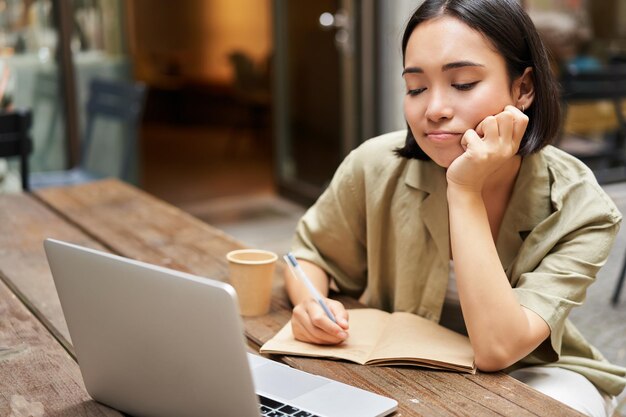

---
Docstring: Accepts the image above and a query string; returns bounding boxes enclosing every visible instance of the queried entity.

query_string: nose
[424,88,453,122]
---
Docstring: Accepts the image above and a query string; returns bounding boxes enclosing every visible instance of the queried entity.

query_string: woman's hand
[446,105,529,192]
[291,298,350,345]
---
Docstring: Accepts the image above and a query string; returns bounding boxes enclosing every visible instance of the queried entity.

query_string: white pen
[284,253,337,323]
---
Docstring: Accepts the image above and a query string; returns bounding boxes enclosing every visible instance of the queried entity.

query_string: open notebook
[261,308,476,374]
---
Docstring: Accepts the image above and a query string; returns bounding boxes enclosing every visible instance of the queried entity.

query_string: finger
[292,305,347,344]
[505,104,524,115]
[307,302,348,337]
[461,128,482,149]
[292,319,342,345]
[475,119,485,137]
[504,105,529,144]
[298,300,348,339]
[481,115,499,142]
[474,114,497,138]
[495,111,514,143]
[292,318,345,345]
[327,299,349,330]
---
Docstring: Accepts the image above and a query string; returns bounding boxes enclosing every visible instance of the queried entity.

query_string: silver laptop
[44,239,397,417]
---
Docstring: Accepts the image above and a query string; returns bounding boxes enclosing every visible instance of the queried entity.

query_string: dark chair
[30,77,146,188]
[0,109,33,191]
[555,66,626,182]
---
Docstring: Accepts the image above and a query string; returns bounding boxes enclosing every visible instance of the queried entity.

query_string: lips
[425,131,462,142]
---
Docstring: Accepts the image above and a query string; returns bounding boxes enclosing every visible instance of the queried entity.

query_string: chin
[418,142,464,169]
[431,152,462,169]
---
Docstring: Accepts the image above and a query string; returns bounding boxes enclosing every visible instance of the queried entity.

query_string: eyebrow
[402,61,485,75]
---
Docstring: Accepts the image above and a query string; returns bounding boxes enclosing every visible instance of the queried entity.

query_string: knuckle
[292,306,309,323]
[292,304,304,317]
[310,315,326,327]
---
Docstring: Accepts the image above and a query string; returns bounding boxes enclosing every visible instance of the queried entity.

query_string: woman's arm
[285,149,369,346]
[285,259,331,305]
[285,259,350,345]
[447,106,549,371]
[448,187,549,371]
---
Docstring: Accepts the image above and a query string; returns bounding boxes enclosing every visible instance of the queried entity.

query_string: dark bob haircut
[395,0,561,160]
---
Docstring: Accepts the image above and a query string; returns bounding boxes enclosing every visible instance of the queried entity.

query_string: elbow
[471,309,550,372]
[474,345,517,372]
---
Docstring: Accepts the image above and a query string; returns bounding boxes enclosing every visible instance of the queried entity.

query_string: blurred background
[0,0,625,207]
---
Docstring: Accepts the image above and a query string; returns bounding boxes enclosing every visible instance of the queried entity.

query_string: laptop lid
[44,238,261,417]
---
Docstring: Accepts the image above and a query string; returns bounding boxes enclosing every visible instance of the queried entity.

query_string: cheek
[403,96,415,121]
[464,99,494,127]
[403,96,423,129]
[464,88,514,125]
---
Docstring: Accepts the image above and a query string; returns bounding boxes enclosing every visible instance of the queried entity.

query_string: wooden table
[0,179,583,416]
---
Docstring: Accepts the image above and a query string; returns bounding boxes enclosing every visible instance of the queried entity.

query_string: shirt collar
[497,150,552,269]
[404,157,445,194]
[402,150,552,268]
[404,158,450,262]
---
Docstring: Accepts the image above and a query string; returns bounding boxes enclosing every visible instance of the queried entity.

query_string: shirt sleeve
[290,151,368,299]
[513,190,621,362]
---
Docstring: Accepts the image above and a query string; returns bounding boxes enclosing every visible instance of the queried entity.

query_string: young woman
[284,1,625,416]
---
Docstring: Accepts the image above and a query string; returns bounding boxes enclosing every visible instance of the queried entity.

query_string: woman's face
[403,16,518,168]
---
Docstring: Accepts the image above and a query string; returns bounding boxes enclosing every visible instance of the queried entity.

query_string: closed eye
[407,87,426,96]
[452,81,479,91]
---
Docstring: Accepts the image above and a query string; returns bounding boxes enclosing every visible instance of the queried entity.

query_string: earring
[521,104,525,112]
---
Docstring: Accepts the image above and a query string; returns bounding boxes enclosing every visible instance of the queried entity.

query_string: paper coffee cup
[226,249,277,316]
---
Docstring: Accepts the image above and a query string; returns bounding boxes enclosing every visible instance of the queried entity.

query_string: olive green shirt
[292,130,626,396]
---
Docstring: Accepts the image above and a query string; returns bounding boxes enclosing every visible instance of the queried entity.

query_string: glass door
[0,0,68,177]
[0,0,134,188]
[273,0,370,205]
[70,0,135,182]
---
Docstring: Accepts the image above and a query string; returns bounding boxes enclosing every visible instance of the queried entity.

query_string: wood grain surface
[0,192,109,354]
[0,268,122,416]
[6,179,581,417]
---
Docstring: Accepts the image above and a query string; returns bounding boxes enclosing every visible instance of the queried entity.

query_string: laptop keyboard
[258,395,321,417]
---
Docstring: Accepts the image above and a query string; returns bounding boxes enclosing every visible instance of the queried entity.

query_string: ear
[512,67,535,112]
